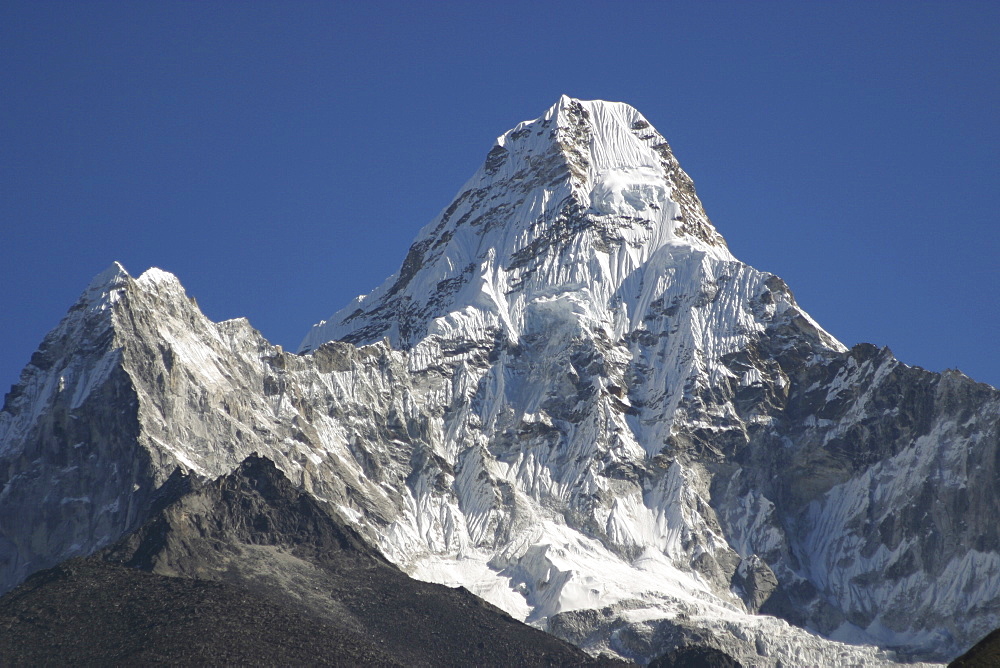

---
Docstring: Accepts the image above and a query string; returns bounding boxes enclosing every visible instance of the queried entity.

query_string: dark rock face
[731,554,778,613]
[0,267,176,593]
[0,455,620,667]
[949,627,1000,667]
[101,455,388,576]
[649,645,744,668]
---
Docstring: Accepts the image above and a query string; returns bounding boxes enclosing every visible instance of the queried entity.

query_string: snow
[85,261,129,294]
[409,552,533,621]
[590,166,671,216]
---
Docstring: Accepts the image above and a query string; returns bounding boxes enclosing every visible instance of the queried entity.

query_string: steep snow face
[301,96,735,353]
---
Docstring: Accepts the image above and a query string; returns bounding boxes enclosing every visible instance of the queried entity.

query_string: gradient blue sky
[3,1,999,393]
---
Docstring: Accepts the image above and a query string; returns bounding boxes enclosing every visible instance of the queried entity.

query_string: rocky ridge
[0,454,613,666]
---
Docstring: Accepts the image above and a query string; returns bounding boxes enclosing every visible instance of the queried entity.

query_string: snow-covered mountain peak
[300,97,733,352]
[82,262,130,308]
[519,96,669,174]
[135,266,181,288]
[86,261,129,291]
[496,97,727,244]
[77,264,189,320]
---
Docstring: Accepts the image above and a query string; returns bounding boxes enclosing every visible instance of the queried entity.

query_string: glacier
[3,96,998,665]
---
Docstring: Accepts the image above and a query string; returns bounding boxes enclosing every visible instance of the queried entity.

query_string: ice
[590,166,669,215]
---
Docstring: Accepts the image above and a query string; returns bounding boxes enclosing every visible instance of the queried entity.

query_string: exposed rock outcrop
[0,455,616,667]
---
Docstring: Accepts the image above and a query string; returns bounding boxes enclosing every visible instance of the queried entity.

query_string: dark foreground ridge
[949,627,1000,668]
[649,645,744,668]
[0,455,622,667]
[0,558,405,666]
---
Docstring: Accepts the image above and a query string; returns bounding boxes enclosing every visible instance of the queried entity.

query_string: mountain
[0,454,612,666]
[949,627,1000,668]
[2,96,997,665]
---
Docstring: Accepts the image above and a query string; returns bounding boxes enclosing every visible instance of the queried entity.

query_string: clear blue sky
[2,1,998,393]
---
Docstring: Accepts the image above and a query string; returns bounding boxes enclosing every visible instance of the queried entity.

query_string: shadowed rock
[0,455,622,667]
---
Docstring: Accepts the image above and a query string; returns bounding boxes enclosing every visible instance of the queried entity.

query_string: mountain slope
[0,559,405,666]
[949,627,1000,668]
[1,97,996,665]
[0,455,611,666]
